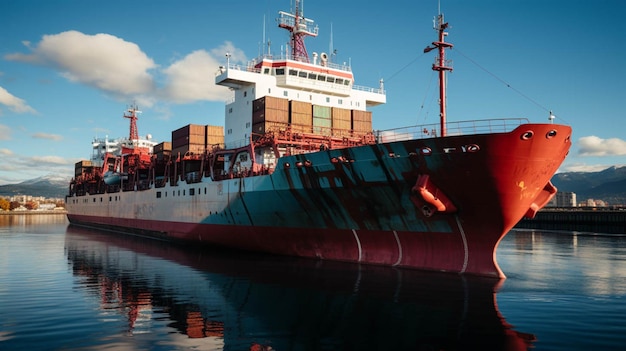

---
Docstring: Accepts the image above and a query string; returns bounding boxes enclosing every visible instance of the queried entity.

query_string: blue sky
[1,0,625,185]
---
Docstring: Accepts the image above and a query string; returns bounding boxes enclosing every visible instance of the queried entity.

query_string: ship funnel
[320,52,328,66]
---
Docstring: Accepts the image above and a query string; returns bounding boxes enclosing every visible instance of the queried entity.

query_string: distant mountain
[0,174,70,199]
[551,166,626,205]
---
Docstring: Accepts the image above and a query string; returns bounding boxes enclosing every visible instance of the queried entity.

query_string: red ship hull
[67,123,572,278]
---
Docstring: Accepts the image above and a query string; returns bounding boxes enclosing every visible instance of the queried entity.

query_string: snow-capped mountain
[0,174,71,199]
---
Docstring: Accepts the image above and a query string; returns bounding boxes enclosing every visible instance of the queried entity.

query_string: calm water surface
[1,214,625,350]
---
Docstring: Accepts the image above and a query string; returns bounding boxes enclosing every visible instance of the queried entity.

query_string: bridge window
[289,69,297,76]
[298,71,307,78]
[308,73,317,80]
[276,68,285,75]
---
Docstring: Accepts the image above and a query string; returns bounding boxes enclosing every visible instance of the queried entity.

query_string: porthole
[419,147,432,155]
[546,130,558,139]
[521,131,534,140]
[466,144,480,152]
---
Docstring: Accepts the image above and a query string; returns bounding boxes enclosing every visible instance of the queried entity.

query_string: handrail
[375,118,530,142]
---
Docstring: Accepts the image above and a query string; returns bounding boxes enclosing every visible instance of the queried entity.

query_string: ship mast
[278,0,318,62]
[424,13,453,137]
[124,104,141,141]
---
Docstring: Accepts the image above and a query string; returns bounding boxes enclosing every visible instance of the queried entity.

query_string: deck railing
[375,118,530,143]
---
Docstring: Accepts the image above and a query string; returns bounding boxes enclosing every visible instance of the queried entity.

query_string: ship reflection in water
[65,225,534,351]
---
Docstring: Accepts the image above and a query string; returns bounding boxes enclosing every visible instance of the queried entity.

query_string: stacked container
[75,160,93,177]
[290,100,313,134]
[352,110,373,138]
[172,124,224,157]
[153,141,172,161]
[252,96,289,136]
[313,105,332,136]
[331,107,351,137]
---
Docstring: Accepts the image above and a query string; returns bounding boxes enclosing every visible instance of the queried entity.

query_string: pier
[515,208,626,234]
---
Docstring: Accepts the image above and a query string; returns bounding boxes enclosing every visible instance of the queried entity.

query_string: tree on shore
[0,198,9,211]
[24,201,39,210]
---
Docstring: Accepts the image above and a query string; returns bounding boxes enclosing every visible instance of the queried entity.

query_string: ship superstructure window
[308,73,317,80]
[283,91,288,97]
[276,68,284,75]
[189,189,195,196]
[263,68,270,74]
[289,69,297,76]
[156,191,162,198]
[298,71,307,78]
[317,75,325,81]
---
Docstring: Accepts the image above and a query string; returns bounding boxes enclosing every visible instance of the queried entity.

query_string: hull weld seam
[392,230,403,266]
[351,229,362,262]
[455,215,469,273]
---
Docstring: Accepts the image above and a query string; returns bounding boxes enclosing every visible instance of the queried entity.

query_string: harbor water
[1,214,625,350]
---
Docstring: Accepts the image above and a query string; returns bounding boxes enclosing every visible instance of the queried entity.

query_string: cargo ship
[66,0,572,278]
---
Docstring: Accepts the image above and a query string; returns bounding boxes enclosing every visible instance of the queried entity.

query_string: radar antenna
[124,103,141,141]
[277,0,318,62]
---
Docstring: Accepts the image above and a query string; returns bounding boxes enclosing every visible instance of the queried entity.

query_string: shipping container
[153,141,172,153]
[332,107,352,137]
[253,96,289,112]
[352,110,372,122]
[172,124,206,141]
[313,105,331,119]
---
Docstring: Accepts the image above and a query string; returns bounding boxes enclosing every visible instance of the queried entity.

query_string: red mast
[278,0,318,62]
[124,104,141,141]
[424,13,453,137]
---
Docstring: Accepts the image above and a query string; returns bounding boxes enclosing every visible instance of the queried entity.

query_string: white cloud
[6,31,157,96]
[0,148,13,156]
[32,132,63,141]
[6,32,246,105]
[161,42,244,103]
[29,155,70,165]
[0,86,37,114]
[577,136,626,156]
